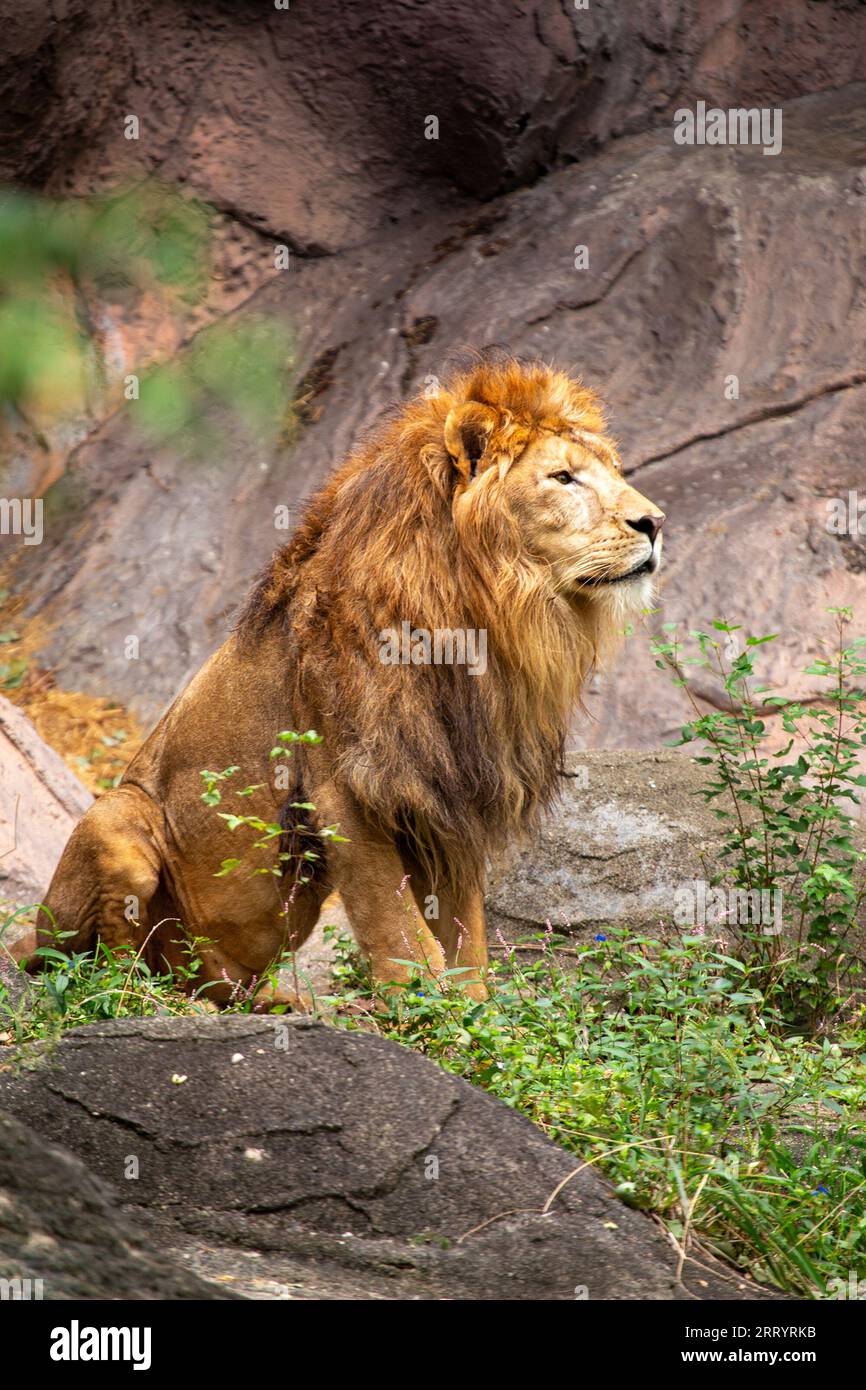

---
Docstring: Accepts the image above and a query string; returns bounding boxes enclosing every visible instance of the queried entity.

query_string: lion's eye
[550,470,575,485]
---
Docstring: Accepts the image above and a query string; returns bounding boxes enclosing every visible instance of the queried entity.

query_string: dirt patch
[0,594,143,793]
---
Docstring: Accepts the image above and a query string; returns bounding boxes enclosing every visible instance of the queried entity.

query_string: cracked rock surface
[0,1015,783,1300]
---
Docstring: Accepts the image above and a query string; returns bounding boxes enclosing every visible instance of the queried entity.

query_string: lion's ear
[443,402,498,482]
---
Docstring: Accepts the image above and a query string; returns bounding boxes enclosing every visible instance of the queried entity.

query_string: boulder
[0,696,92,962]
[0,1014,783,1300]
[487,749,720,939]
[486,749,866,945]
[0,1107,234,1300]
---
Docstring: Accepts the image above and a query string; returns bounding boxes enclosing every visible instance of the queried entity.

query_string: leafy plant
[0,657,27,690]
[200,729,346,892]
[0,181,292,456]
[135,315,292,460]
[0,182,208,423]
[0,932,207,1050]
[199,728,347,1006]
[651,609,866,1029]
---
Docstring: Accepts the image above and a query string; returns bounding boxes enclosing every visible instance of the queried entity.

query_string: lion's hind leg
[33,784,164,964]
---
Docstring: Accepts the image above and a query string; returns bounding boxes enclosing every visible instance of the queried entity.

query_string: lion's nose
[626,513,665,545]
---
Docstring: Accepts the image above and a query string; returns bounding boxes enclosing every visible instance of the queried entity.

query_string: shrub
[651,609,866,1030]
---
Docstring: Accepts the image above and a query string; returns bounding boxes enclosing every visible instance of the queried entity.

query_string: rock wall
[0,696,92,918]
[487,750,866,946]
[1,1,865,746]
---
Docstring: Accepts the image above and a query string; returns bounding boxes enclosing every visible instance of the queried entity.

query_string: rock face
[0,1107,234,1299]
[0,1015,782,1300]
[6,1,863,230]
[487,749,722,938]
[0,697,92,959]
[0,5,864,745]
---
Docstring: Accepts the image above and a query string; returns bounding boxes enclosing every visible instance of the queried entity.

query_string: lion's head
[243,356,666,889]
[445,398,663,604]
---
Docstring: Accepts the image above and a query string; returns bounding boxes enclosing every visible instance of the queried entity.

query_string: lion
[34,357,664,1006]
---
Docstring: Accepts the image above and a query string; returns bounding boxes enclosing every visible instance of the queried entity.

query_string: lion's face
[502,430,664,599]
[453,424,664,605]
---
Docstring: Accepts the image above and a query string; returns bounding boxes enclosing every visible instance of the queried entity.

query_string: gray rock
[0,698,93,954]
[487,749,725,938]
[0,1107,234,1300]
[0,958,32,1018]
[0,1015,783,1300]
[486,749,866,944]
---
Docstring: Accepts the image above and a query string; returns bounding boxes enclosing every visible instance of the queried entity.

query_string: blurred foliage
[0,181,209,294]
[137,316,292,460]
[0,181,291,456]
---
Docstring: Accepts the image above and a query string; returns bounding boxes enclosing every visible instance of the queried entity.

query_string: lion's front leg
[315,784,445,990]
[398,863,489,1001]
[430,885,489,1002]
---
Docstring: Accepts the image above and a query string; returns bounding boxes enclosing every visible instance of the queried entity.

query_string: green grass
[0,914,205,1051]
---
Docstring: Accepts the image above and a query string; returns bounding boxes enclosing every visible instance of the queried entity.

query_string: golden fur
[35,357,664,1004]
